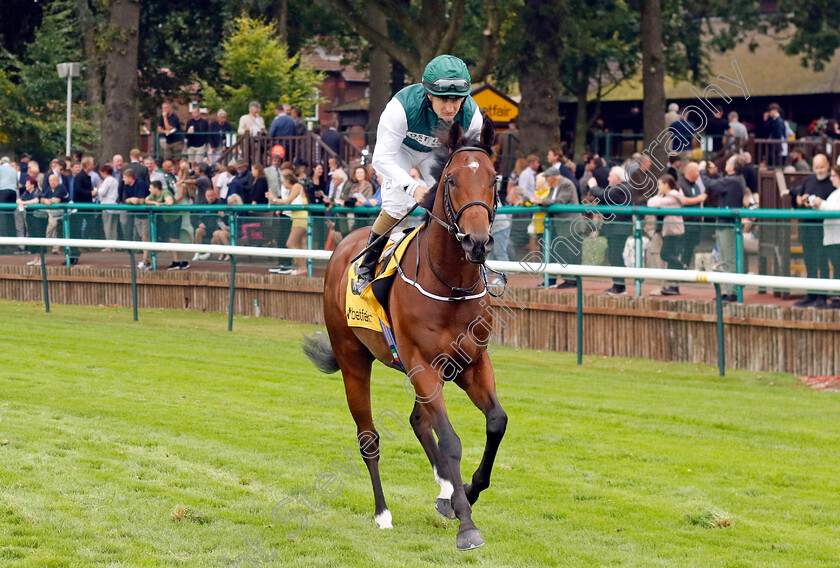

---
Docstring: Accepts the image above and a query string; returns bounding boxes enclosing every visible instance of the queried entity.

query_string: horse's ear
[480,114,496,150]
[447,121,464,151]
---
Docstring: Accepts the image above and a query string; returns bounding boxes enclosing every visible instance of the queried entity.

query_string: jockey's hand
[413,185,431,204]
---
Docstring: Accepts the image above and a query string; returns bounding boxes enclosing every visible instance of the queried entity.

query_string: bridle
[426,146,502,242]
[394,145,508,302]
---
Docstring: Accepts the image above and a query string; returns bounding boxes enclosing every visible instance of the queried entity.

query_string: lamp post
[56,63,80,157]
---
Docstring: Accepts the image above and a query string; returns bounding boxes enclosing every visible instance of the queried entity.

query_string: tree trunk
[390,59,406,97]
[367,9,390,147]
[272,0,288,44]
[514,1,563,160]
[73,0,102,108]
[82,32,102,108]
[517,67,560,159]
[470,0,502,83]
[573,81,590,162]
[100,0,139,165]
[640,0,666,174]
[411,44,435,82]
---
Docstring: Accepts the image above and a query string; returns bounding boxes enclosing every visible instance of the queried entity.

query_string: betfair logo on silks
[406,132,441,148]
[346,306,373,323]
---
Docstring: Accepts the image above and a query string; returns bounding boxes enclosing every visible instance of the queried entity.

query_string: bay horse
[304,115,507,550]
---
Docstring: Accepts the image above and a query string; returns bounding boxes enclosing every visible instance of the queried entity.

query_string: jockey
[352,54,483,295]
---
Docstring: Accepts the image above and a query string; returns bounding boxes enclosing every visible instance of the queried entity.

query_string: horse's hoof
[375,509,393,529]
[456,528,485,551]
[435,498,456,519]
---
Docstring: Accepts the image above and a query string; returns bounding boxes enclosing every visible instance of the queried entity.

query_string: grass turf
[0,300,838,567]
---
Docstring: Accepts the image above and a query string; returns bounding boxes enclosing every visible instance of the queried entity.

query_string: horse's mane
[418,116,496,224]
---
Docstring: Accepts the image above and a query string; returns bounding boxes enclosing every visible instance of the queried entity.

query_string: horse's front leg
[455,352,508,506]
[409,401,456,519]
[408,366,484,550]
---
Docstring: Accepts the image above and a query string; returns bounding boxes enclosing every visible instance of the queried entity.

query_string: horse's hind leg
[409,401,456,519]
[456,352,508,506]
[336,343,392,528]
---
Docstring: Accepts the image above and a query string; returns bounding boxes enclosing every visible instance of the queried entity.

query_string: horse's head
[432,115,498,264]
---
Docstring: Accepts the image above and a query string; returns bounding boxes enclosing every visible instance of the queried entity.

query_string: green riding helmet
[422,55,472,97]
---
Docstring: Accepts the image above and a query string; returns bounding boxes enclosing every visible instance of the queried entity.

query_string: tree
[100,0,141,164]
[637,0,764,167]
[0,0,99,158]
[136,0,349,116]
[493,0,638,160]
[0,1,42,57]
[640,0,665,170]
[200,16,325,125]
[137,0,235,114]
[509,1,562,157]
[71,0,105,110]
[559,0,638,160]
[331,0,507,82]
[773,0,840,72]
[366,8,391,143]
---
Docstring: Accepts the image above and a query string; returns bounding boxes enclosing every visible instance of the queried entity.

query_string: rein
[396,237,508,302]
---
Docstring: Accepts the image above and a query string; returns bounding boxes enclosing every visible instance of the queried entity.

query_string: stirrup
[351,264,373,295]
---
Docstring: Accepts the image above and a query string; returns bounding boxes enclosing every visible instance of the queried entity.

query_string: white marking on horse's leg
[375,509,393,529]
[433,466,454,500]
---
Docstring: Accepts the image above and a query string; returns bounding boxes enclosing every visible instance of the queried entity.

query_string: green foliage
[0,0,99,158]
[138,0,236,116]
[775,0,840,72]
[560,0,639,94]
[200,16,324,124]
[660,0,765,83]
[448,0,520,79]
[138,0,348,117]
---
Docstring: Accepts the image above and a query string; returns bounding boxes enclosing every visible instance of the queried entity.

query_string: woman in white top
[648,174,692,295]
[810,165,840,308]
[97,165,120,243]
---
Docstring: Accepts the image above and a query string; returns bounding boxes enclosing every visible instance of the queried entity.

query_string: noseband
[427,146,502,241]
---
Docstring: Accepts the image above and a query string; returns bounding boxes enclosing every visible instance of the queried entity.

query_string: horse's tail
[302,332,340,374]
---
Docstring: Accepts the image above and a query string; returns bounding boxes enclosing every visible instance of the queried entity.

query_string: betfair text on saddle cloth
[351,54,483,295]
[345,227,422,333]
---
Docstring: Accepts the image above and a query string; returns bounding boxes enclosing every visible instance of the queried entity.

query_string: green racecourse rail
[3,203,840,377]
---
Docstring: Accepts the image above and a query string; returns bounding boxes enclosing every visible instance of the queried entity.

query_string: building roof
[601,29,840,101]
[299,46,369,83]
[332,98,370,112]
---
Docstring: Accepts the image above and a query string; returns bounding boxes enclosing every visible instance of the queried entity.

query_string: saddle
[345,226,422,332]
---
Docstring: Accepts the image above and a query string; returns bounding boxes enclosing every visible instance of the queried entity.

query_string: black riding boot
[352,231,386,295]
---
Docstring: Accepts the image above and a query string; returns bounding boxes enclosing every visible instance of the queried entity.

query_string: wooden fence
[747,136,840,168]
[1,265,837,376]
[219,132,362,169]
[492,286,839,376]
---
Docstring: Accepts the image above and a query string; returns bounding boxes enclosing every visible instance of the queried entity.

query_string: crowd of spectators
[492,137,839,307]
[2,99,838,305]
[0,99,387,276]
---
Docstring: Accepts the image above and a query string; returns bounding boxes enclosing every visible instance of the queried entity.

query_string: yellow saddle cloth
[345,225,423,332]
